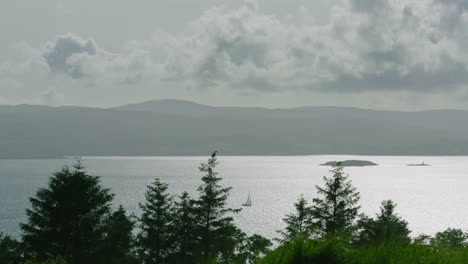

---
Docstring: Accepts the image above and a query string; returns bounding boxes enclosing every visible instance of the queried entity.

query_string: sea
[1,156,467,240]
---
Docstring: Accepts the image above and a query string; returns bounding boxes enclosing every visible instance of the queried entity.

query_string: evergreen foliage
[99,206,136,264]
[0,233,23,264]
[137,178,174,264]
[355,200,411,245]
[277,196,313,242]
[1,154,466,264]
[258,238,468,264]
[22,257,68,264]
[258,238,349,264]
[310,164,360,236]
[20,161,114,264]
[235,234,273,264]
[194,151,242,263]
[170,191,198,264]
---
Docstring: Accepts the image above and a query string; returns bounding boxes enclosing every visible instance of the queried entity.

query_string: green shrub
[259,238,468,264]
[258,238,349,264]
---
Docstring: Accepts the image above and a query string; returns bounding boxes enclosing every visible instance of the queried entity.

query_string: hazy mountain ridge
[1,100,468,158]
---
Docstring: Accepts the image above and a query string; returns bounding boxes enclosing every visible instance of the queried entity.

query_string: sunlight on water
[1,156,467,240]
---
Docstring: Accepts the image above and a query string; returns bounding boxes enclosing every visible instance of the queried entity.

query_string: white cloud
[40,88,64,105]
[159,0,468,93]
[2,0,468,108]
[43,33,108,78]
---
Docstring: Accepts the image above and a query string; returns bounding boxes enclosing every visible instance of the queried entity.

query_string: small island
[407,162,430,166]
[320,160,378,167]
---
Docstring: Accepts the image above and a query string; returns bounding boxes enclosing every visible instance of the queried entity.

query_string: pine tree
[235,234,272,264]
[169,192,198,264]
[194,151,241,264]
[0,233,23,264]
[277,196,313,242]
[99,206,136,264]
[310,164,360,236]
[355,200,410,245]
[20,161,114,264]
[137,178,174,264]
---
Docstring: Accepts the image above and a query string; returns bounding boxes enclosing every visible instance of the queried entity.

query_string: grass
[257,238,468,264]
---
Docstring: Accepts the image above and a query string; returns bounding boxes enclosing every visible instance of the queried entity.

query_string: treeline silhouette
[0,152,466,264]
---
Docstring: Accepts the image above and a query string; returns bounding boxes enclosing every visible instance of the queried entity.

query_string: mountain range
[1,99,468,158]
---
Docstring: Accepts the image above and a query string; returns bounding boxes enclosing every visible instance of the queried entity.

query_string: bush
[258,238,349,264]
[259,238,468,264]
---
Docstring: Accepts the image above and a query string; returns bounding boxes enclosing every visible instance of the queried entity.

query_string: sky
[1,0,468,110]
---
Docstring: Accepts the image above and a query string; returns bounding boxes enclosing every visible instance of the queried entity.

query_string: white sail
[242,193,252,206]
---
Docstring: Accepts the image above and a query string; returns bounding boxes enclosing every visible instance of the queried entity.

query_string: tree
[22,257,68,264]
[413,234,432,245]
[432,228,467,247]
[194,151,241,263]
[310,164,360,236]
[0,233,23,264]
[277,196,313,242]
[355,200,411,245]
[20,161,114,264]
[169,192,198,264]
[235,234,272,264]
[215,225,247,264]
[137,178,174,264]
[99,206,136,264]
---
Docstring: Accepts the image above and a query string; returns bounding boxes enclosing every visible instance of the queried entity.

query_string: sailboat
[242,193,252,207]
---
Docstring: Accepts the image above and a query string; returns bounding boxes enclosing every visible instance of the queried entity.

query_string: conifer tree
[235,234,272,264]
[99,206,136,264]
[0,233,23,264]
[277,196,313,242]
[137,178,174,264]
[310,164,360,236]
[169,191,198,264]
[20,161,114,264]
[194,151,241,263]
[355,200,410,245]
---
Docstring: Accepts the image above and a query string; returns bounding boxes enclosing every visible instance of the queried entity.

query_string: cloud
[434,0,468,10]
[155,0,468,94]
[44,33,103,78]
[40,88,64,105]
[40,33,155,88]
[3,0,468,107]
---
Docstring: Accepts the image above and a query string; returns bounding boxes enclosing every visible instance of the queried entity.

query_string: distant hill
[1,100,468,158]
[113,99,217,115]
[112,99,271,117]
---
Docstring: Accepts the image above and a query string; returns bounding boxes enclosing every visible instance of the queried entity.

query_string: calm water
[1,156,467,240]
